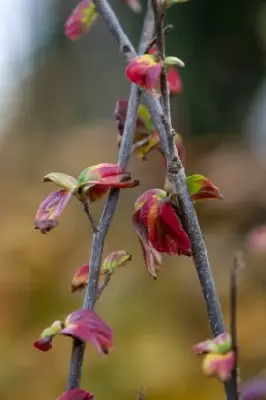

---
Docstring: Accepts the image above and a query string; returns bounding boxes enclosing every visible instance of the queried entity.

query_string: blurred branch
[230,251,244,399]
[67,2,154,390]
[136,386,145,400]
[89,0,236,398]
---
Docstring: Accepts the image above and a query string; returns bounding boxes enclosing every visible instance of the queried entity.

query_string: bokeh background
[1,0,266,399]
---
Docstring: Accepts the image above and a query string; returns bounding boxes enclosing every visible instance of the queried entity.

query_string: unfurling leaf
[77,163,139,202]
[164,56,185,67]
[193,333,234,382]
[42,172,78,190]
[125,55,162,91]
[34,189,73,234]
[186,174,223,201]
[102,250,132,271]
[133,189,192,278]
[56,389,94,400]
[33,309,113,355]
[71,250,132,292]
[65,0,98,40]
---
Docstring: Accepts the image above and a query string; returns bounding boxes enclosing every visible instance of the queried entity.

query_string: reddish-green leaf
[125,55,162,91]
[65,0,98,40]
[77,163,139,202]
[42,172,78,190]
[186,174,223,201]
[102,250,132,271]
[34,189,73,234]
[56,389,93,400]
[33,309,113,355]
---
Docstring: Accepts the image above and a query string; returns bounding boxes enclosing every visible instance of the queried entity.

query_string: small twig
[145,24,174,53]
[136,386,145,400]
[231,251,244,399]
[96,270,113,300]
[67,2,154,390]
[82,200,98,233]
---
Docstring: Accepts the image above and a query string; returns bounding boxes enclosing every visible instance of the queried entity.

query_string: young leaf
[164,56,185,67]
[65,0,98,40]
[186,174,223,201]
[42,172,78,190]
[33,309,113,355]
[202,352,235,382]
[71,264,90,292]
[125,55,162,91]
[63,309,113,354]
[56,389,94,400]
[102,250,132,271]
[77,163,139,202]
[167,67,182,94]
[34,189,73,234]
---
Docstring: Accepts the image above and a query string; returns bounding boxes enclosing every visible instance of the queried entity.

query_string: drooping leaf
[186,174,223,201]
[135,189,167,211]
[56,389,94,400]
[65,0,98,40]
[33,336,53,352]
[102,250,132,271]
[34,189,73,234]
[63,309,113,354]
[125,55,162,91]
[164,56,185,67]
[149,198,191,255]
[42,172,78,190]
[132,210,162,279]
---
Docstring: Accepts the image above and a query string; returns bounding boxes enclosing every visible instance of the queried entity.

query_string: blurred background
[1,0,266,399]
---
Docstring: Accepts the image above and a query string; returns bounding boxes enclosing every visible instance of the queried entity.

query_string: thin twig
[67,3,154,390]
[96,270,113,300]
[82,200,98,233]
[145,24,174,53]
[230,251,244,399]
[88,0,235,397]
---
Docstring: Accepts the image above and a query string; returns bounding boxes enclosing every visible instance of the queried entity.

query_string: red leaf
[167,67,182,94]
[153,199,191,255]
[33,337,53,352]
[56,389,94,400]
[132,210,162,279]
[62,309,113,355]
[125,55,162,91]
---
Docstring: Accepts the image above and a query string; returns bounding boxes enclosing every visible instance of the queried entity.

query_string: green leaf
[165,56,185,67]
[137,104,154,131]
[102,250,132,271]
[43,173,78,190]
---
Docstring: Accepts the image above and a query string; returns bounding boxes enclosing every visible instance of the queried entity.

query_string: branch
[89,0,235,397]
[67,3,154,390]
[230,251,244,399]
